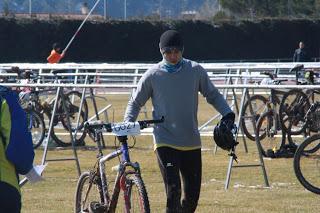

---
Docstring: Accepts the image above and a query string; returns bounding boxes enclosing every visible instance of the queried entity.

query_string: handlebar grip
[85,120,103,126]
[149,116,165,124]
[138,116,164,124]
[138,116,164,128]
[84,121,112,131]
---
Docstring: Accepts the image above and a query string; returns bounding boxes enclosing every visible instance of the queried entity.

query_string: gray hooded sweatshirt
[124,59,232,150]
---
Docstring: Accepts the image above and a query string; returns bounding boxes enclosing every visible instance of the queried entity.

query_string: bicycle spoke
[117,174,150,213]
[75,172,105,213]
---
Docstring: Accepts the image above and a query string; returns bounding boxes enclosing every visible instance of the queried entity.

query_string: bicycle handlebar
[261,71,275,79]
[85,116,165,133]
[137,116,164,128]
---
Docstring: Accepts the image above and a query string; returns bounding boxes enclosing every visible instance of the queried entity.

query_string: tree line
[0,18,319,63]
[219,0,320,19]
[2,1,320,20]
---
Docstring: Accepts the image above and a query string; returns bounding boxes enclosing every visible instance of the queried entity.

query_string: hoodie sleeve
[4,90,34,175]
[124,71,153,122]
[197,65,232,117]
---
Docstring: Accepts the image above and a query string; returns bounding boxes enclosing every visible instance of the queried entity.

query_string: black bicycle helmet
[213,120,237,151]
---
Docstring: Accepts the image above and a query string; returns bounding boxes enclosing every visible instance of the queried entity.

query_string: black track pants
[156,147,202,213]
[0,181,21,213]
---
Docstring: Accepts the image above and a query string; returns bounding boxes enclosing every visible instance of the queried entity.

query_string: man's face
[161,47,183,65]
[299,42,304,49]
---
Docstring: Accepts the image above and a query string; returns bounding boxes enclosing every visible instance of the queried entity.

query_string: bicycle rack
[86,75,108,147]
[72,74,111,148]
[236,69,251,153]
[224,87,270,190]
[40,81,82,176]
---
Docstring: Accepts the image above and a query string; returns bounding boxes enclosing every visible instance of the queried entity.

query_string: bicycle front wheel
[26,109,46,149]
[74,171,105,213]
[119,174,150,213]
[241,95,268,141]
[256,111,281,156]
[293,134,320,195]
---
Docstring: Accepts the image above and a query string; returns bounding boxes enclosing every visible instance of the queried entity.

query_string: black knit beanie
[159,30,183,50]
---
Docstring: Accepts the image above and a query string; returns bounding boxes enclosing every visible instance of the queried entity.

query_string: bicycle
[74,117,164,213]
[278,64,318,136]
[284,100,320,147]
[41,70,89,147]
[293,133,320,194]
[256,65,320,157]
[17,71,46,149]
[18,70,89,147]
[19,87,46,149]
[241,71,287,142]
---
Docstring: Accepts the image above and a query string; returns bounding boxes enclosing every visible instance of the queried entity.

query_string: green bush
[0,17,320,63]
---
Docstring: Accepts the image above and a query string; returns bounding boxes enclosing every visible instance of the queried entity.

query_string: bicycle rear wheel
[61,90,88,131]
[50,123,87,147]
[241,95,268,141]
[118,173,150,213]
[279,89,310,135]
[74,171,105,213]
[293,134,320,194]
[26,109,46,149]
[50,91,88,147]
[256,111,281,156]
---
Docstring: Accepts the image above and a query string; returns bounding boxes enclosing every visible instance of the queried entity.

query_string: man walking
[124,29,235,212]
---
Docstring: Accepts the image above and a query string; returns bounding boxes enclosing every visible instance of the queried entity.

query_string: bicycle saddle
[51,69,71,75]
[290,64,304,72]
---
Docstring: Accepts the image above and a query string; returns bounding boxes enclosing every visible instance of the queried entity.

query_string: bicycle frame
[266,89,286,135]
[261,78,287,137]
[88,131,142,212]
[101,152,142,211]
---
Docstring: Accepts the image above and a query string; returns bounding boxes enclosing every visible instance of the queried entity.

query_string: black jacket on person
[293,48,310,62]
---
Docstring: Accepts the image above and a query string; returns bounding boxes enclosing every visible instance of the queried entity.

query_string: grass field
[21,94,319,213]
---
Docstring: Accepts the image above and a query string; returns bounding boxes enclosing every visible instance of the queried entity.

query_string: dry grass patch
[21,94,319,213]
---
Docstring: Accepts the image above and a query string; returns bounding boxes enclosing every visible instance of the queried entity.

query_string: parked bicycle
[260,101,320,158]
[19,70,89,147]
[278,64,318,135]
[293,133,320,194]
[74,117,164,213]
[282,100,320,152]
[241,71,287,143]
[17,70,46,149]
[19,87,46,149]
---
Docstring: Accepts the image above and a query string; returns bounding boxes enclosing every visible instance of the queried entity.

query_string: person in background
[81,2,89,15]
[0,85,43,213]
[123,29,235,212]
[47,42,65,64]
[293,41,310,62]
